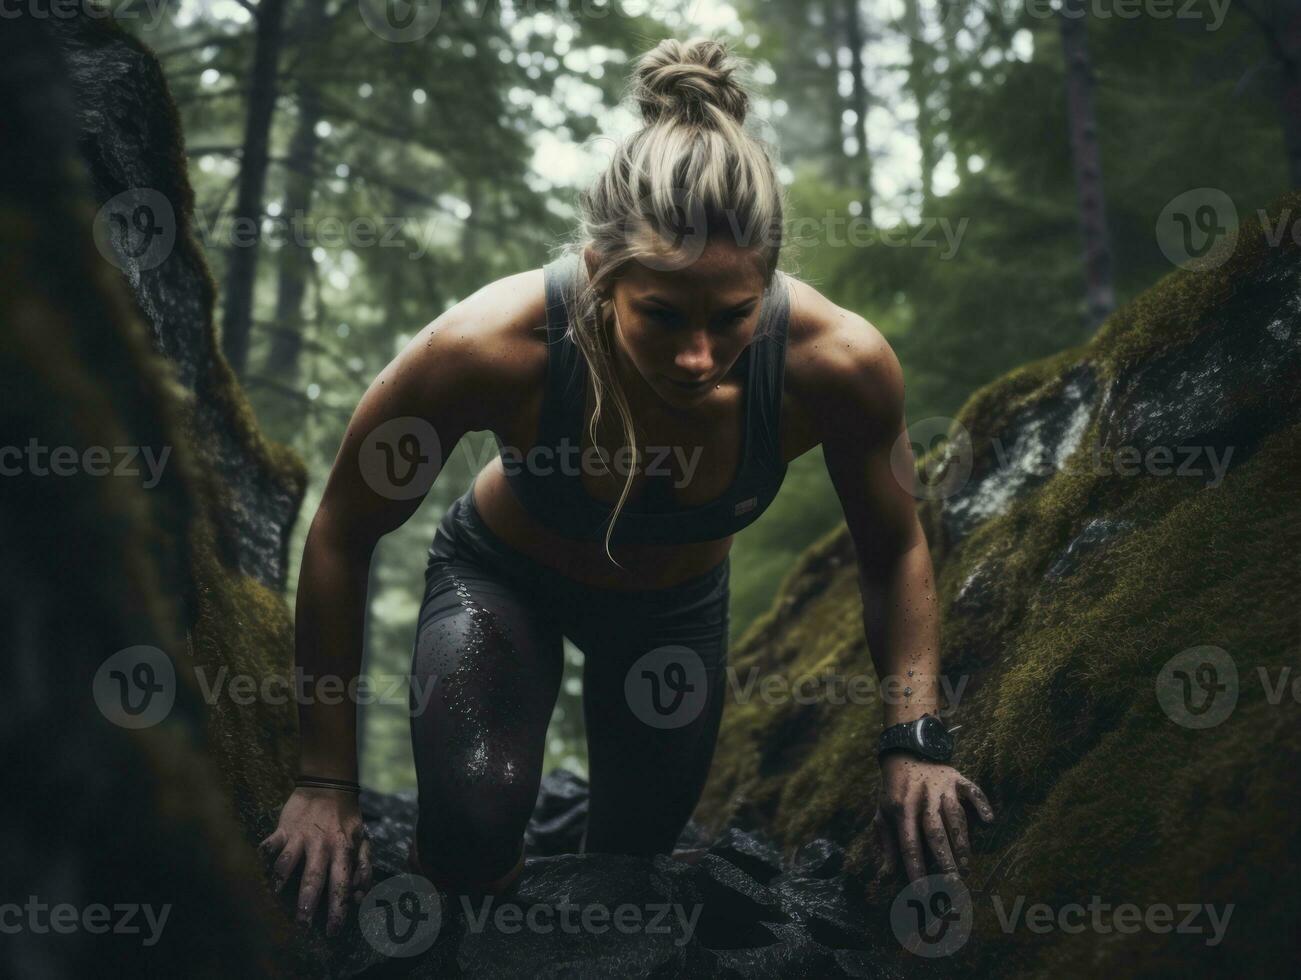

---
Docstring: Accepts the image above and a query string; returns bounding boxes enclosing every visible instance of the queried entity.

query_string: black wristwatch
[877,714,960,763]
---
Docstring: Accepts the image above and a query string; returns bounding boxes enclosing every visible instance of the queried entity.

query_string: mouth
[663,374,713,393]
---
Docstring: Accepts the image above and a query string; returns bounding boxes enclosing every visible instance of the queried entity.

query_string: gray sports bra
[492,251,791,546]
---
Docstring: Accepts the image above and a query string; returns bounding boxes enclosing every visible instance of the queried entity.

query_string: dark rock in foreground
[318,772,893,979]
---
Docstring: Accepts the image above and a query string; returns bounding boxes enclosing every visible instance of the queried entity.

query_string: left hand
[871,753,994,883]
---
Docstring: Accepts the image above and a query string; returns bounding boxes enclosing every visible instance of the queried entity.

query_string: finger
[896,798,926,884]
[326,846,352,937]
[295,844,329,927]
[873,811,900,877]
[957,779,996,822]
[941,793,972,872]
[921,800,958,878]
[271,837,305,893]
[259,828,287,865]
[351,836,373,902]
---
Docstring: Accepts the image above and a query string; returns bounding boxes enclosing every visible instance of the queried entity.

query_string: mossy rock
[699,189,1301,976]
[3,11,317,976]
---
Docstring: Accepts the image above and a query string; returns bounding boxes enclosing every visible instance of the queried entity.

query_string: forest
[3,0,1297,977]
[124,0,1289,785]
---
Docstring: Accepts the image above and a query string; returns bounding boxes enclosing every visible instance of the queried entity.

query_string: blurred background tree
[127,0,1286,790]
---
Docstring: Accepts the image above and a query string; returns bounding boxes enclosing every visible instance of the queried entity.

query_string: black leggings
[409,486,731,883]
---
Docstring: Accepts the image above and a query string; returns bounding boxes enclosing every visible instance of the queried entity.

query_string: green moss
[699,188,1301,976]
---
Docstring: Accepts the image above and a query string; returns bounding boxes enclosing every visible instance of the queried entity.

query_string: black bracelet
[295,774,360,793]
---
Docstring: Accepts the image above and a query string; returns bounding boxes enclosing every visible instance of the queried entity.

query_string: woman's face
[596,240,767,412]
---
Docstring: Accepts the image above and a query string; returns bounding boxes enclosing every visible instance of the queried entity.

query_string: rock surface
[316,772,892,979]
[698,193,1301,978]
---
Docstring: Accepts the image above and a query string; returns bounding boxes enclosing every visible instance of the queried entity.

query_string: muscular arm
[262,269,542,935]
[296,270,541,779]
[818,313,994,884]
[296,316,483,780]
[819,318,940,722]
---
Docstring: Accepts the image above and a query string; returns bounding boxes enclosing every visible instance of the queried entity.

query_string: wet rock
[52,13,304,590]
[712,925,843,978]
[339,775,886,978]
[708,827,785,884]
[770,874,871,951]
[790,839,846,879]
[1098,251,1301,466]
[949,560,998,620]
[358,788,418,877]
[454,854,706,979]
[1043,518,1136,581]
[692,852,786,923]
[942,367,1097,543]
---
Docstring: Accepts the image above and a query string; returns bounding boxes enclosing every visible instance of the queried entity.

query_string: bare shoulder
[397,267,549,434]
[781,274,904,445]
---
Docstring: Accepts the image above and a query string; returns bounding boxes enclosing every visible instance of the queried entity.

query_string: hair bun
[632,38,750,127]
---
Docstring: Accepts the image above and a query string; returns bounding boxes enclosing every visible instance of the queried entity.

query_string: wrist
[295,774,361,794]
[297,749,358,783]
[876,712,958,763]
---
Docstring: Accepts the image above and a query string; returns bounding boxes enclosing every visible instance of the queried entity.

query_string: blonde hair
[554,37,787,567]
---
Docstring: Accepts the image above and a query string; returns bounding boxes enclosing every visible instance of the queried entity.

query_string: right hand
[259,787,373,937]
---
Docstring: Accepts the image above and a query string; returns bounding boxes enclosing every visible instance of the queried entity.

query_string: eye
[644,307,680,324]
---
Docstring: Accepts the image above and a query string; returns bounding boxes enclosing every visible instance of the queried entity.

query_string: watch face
[918,716,954,756]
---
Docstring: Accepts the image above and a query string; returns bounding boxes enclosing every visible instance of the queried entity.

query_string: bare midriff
[469,459,735,592]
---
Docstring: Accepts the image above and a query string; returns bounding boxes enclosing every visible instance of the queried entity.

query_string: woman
[260,37,994,937]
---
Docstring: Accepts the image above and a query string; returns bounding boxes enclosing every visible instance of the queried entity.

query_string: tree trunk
[1060,0,1116,330]
[820,0,850,187]
[906,0,938,214]
[265,3,326,383]
[941,27,971,182]
[221,0,288,378]
[842,0,874,219]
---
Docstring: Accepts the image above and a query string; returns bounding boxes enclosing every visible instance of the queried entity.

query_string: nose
[673,327,715,378]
